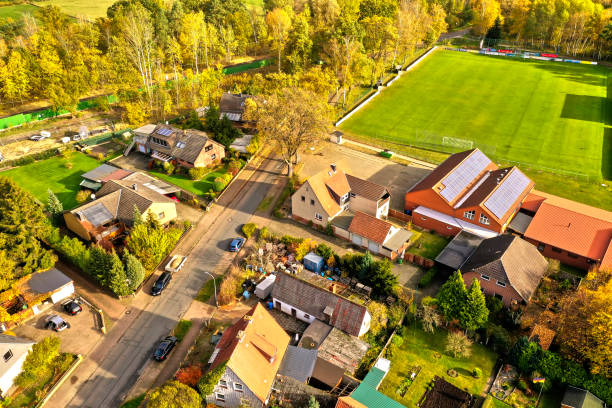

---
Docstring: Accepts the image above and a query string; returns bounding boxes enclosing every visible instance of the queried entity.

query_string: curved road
[51,153,283,408]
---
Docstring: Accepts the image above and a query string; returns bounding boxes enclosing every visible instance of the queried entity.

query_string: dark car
[151,272,172,296]
[153,336,178,361]
[63,300,82,316]
[229,237,245,252]
[45,314,70,332]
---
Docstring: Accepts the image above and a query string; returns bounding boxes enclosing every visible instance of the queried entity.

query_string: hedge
[418,266,438,288]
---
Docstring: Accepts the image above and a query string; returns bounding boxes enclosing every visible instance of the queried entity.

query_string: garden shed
[255,274,276,299]
[303,252,324,273]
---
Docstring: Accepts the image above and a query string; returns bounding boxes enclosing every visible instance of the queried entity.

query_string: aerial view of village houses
[0,0,611,406]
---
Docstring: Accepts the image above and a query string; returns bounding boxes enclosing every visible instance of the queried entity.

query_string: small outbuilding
[561,385,605,408]
[255,274,276,299]
[25,268,74,304]
[303,252,325,273]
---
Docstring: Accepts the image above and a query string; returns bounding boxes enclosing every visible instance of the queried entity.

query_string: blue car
[229,237,245,252]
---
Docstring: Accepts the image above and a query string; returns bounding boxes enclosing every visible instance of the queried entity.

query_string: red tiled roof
[524,201,612,261]
[348,211,392,245]
[101,169,133,182]
[600,240,612,270]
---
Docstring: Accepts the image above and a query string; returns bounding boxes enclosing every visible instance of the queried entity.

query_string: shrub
[188,167,207,180]
[163,161,175,175]
[421,296,438,307]
[176,365,202,387]
[242,223,258,238]
[281,234,303,247]
[315,243,334,261]
[76,190,91,203]
[213,177,227,192]
[325,222,334,236]
[418,266,437,288]
[296,238,317,261]
[259,226,271,241]
[391,335,404,347]
[517,379,528,391]
[227,159,242,175]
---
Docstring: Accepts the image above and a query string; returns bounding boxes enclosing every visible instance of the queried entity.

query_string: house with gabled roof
[515,190,612,270]
[64,172,177,242]
[460,235,548,306]
[271,271,371,337]
[80,164,133,191]
[219,92,253,126]
[0,334,35,396]
[292,164,391,228]
[205,303,289,408]
[132,124,225,168]
[404,149,534,238]
[348,211,413,260]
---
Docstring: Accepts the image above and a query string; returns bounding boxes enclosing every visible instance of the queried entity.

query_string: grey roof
[278,346,318,383]
[299,320,333,349]
[508,212,534,234]
[435,230,484,270]
[330,211,353,231]
[219,93,252,121]
[311,356,345,388]
[346,174,389,201]
[383,229,413,252]
[562,386,605,408]
[0,334,35,380]
[134,124,156,136]
[27,268,73,295]
[149,125,220,165]
[271,273,368,337]
[461,235,549,301]
[81,164,126,183]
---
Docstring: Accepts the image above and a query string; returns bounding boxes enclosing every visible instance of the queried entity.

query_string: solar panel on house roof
[157,128,173,137]
[440,150,491,202]
[484,169,531,219]
[79,203,113,227]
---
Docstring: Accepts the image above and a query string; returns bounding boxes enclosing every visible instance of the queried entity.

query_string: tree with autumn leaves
[557,268,612,377]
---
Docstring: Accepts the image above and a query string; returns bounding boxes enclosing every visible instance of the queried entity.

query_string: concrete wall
[291,183,331,227]
[350,195,378,217]
[272,298,317,324]
[412,213,462,237]
[64,212,92,241]
[207,367,264,408]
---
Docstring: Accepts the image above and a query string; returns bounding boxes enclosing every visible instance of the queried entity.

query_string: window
[537,243,545,252]
[216,393,225,402]
[211,154,217,160]
[341,193,349,203]
[158,212,165,219]
[310,199,315,206]
[301,195,305,202]
[480,274,490,281]
[205,145,213,152]
[219,380,228,388]
[479,214,490,225]
[446,226,453,230]
[304,313,310,319]
[3,350,12,362]
[315,213,323,221]
[350,192,356,198]
[552,246,562,253]
[151,137,169,147]
[234,383,244,392]
[568,253,579,259]
[464,210,475,220]
[496,281,506,287]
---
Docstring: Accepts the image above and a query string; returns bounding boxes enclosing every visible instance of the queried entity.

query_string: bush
[163,161,175,175]
[213,177,227,192]
[188,167,207,180]
[325,222,334,236]
[517,379,528,391]
[281,235,303,246]
[391,335,404,347]
[315,243,335,262]
[259,226,271,241]
[296,238,317,261]
[473,367,482,378]
[242,223,257,238]
[227,159,242,175]
[175,365,202,387]
[418,266,438,288]
[421,296,438,307]
[76,190,91,203]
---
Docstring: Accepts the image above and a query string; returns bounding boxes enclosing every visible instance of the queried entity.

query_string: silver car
[45,314,70,332]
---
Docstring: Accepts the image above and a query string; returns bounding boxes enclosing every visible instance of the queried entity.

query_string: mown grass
[195,277,223,303]
[149,167,228,197]
[1,152,101,209]
[0,4,40,20]
[173,319,193,342]
[379,326,497,407]
[37,0,117,18]
[407,229,450,259]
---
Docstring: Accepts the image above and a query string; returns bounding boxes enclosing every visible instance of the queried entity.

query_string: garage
[352,235,362,246]
[368,240,379,253]
[26,268,75,304]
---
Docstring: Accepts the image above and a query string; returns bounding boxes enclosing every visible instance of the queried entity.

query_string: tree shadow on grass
[560,94,611,125]
[453,367,473,377]
[603,128,612,180]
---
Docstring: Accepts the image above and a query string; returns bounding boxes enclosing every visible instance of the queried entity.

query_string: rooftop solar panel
[79,203,114,227]
[157,128,173,137]
[440,150,491,202]
[484,169,531,219]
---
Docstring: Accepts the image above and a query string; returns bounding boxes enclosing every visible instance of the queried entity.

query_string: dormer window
[479,214,490,225]
[464,210,475,220]
[151,136,169,147]
[176,142,186,149]
[205,145,213,152]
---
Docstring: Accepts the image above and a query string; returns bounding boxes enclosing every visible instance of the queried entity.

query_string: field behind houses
[0,4,40,20]
[340,50,612,208]
[36,0,117,18]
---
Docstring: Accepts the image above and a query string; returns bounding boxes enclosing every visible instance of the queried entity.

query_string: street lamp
[203,271,218,307]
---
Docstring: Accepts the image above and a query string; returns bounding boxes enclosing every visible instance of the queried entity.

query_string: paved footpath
[46,150,283,408]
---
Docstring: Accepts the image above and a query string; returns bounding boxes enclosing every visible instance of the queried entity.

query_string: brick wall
[463,272,522,307]
[524,239,592,270]
[389,208,411,222]
[412,214,461,237]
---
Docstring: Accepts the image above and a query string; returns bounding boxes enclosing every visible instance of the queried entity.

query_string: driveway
[49,152,282,408]
[299,141,430,210]
[14,296,103,356]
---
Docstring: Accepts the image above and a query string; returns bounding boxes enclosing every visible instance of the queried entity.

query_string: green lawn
[379,326,498,407]
[149,167,228,198]
[340,49,612,210]
[0,4,41,20]
[407,229,450,259]
[37,0,117,18]
[196,277,222,303]
[172,319,193,342]
[1,153,101,209]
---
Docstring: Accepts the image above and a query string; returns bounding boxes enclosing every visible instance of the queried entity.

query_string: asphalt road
[64,154,283,408]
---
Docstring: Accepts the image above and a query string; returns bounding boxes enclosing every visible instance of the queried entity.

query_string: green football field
[0,4,41,20]
[340,50,612,181]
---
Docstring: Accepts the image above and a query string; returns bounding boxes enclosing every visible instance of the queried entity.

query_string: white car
[30,131,50,141]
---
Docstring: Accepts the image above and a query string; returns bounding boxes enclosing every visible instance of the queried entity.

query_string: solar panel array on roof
[440,150,491,202]
[157,128,173,137]
[484,169,531,219]
[79,203,113,227]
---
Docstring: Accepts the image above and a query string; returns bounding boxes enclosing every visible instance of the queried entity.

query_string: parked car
[29,135,46,141]
[151,271,172,296]
[45,314,70,332]
[153,336,178,361]
[63,299,82,316]
[229,237,245,252]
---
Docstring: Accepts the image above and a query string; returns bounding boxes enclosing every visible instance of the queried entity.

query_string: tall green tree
[87,245,114,286]
[107,251,130,296]
[123,250,145,291]
[148,380,202,408]
[47,189,63,221]
[437,270,467,322]
[459,279,489,331]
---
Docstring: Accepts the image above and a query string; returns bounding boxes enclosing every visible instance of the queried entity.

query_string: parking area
[13,295,104,355]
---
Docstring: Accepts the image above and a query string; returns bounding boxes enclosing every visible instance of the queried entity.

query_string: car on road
[151,271,172,296]
[153,336,178,361]
[229,237,245,252]
[29,134,50,141]
[45,314,70,332]
[63,299,82,316]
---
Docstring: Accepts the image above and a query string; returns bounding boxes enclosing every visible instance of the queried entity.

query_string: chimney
[330,283,337,294]
[132,184,137,191]
[330,163,337,173]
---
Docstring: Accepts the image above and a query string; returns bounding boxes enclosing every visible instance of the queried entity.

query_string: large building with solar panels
[404,149,534,238]
[133,124,225,168]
